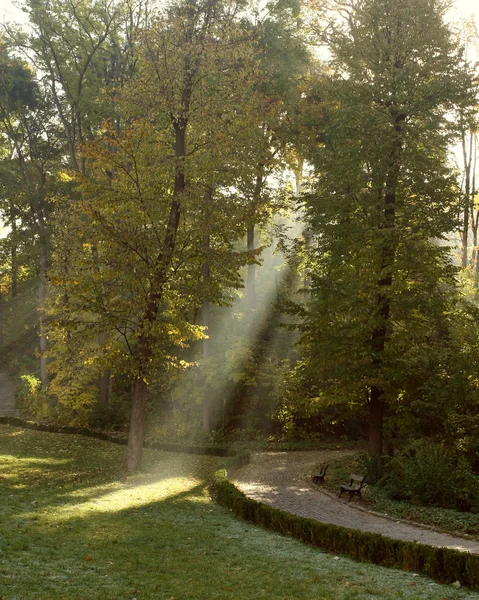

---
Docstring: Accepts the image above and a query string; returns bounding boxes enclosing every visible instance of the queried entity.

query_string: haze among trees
[1,0,479,473]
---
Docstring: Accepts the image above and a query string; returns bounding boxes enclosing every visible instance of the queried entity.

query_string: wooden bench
[338,473,365,501]
[312,463,328,484]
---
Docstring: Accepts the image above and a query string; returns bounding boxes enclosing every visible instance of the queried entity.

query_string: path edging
[0,416,236,457]
[307,478,479,543]
[4,417,478,589]
[210,468,479,590]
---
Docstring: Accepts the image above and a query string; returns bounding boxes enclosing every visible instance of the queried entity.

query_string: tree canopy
[1,0,478,471]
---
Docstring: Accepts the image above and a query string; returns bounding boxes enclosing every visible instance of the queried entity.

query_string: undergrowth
[320,454,479,536]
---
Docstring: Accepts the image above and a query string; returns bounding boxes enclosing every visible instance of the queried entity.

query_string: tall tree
[0,41,62,387]
[300,0,475,456]
[240,0,310,311]
[48,0,268,470]
[6,0,150,402]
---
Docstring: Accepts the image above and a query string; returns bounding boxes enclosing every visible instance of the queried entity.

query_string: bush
[208,469,479,590]
[358,453,388,485]
[378,440,479,512]
[16,374,52,420]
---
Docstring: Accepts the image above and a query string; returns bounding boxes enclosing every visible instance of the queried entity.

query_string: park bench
[338,473,365,501]
[312,462,328,484]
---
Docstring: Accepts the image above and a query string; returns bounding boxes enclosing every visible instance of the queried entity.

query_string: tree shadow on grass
[1,483,243,600]
[0,425,222,522]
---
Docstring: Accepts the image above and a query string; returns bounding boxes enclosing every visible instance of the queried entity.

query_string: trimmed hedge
[225,452,251,475]
[0,416,236,457]
[209,469,479,590]
[4,415,478,589]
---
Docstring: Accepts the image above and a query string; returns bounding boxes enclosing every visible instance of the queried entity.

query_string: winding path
[232,450,479,554]
[2,379,478,555]
[0,372,20,418]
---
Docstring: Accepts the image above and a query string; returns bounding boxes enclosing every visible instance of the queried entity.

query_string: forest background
[1,0,479,485]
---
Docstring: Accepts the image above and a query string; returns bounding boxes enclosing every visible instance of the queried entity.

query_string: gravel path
[232,450,479,554]
[0,372,20,418]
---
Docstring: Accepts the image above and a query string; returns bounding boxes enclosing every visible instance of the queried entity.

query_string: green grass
[1,426,479,600]
[320,454,479,536]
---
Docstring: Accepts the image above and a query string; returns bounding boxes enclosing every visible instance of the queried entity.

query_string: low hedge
[0,416,236,457]
[4,415,478,588]
[209,469,479,590]
[225,451,251,475]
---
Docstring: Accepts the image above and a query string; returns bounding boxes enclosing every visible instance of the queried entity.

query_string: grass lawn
[319,454,479,536]
[1,426,479,600]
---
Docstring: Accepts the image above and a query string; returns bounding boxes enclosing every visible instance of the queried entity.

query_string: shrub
[208,469,479,590]
[17,374,52,420]
[358,453,388,484]
[378,440,479,512]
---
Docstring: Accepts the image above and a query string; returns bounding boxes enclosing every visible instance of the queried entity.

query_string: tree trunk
[368,386,384,457]
[368,114,403,457]
[9,200,18,298]
[461,128,473,268]
[303,229,312,294]
[472,136,478,276]
[247,172,264,311]
[38,219,49,389]
[292,159,311,293]
[369,259,391,456]
[11,245,17,298]
[473,225,478,273]
[294,161,303,197]
[98,369,111,409]
[202,191,212,433]
[124,120,185,471]
[247,225,256,310]
[125,378,148,472]
[6,126,50,389]
[368,260,392,457]
[463,197,469,268]
[97,331,110,408]
[202,297,211,434]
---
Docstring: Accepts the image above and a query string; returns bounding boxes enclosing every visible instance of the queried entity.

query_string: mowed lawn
[1,425,479,600]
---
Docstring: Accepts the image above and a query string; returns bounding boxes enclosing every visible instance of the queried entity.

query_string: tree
[0,40,63,387]
[5,0,150,403]
[299,0,475,456]
[11,0,146,176]
[239,0,310,311]
[48,0,271,470]
[454,18,479,272]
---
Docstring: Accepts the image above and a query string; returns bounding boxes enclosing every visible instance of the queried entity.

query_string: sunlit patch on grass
[0,455,70,465]
[39,476,202,521]
[1,425,478,600]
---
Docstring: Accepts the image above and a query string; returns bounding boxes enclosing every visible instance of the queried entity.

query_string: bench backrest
[349,474,365,487]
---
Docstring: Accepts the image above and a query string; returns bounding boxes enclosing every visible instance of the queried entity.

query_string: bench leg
[348,491,361,502]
